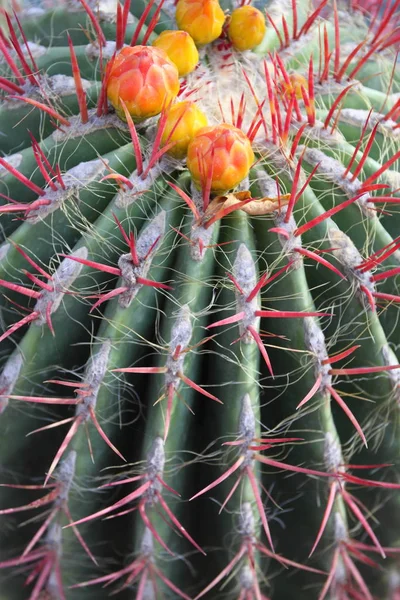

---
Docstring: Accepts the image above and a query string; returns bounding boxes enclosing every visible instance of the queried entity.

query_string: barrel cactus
[0,0,400,598]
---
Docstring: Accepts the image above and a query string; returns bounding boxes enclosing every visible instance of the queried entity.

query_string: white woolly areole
[165,305,192,389]
[19,7,45,18]
[115,158,176,209]
[52,108,128,142]
[232,244,257,297]
[24,42,47,59]
[41,74,91,98]
[0,352,23,414]
[328,228,376,309]
[237,394,256,470]
[137,211,166,261]
[388,569,400,595]
[300,146,374,217]
[260,141,308,187]
[278,30,316,63]
[181,59,212,103]
[6,75,91,111]
[238,176,250,192]
[381,344,400,405]
[334,512,348,546]
[118,210,166,308]
[86,341,112,388]
[34,246,88,325]
[0,153,22,177]
[382,169,400,192]
[275,208,303,259]
[169,305,193,353]
[314,78,362,98]
[57,158,108,188]
[0,40,46,62]
[44,522,63,597]
[239,501,255,538]
[324,431,343,474]
[332,558,347,590]
[303,317,331,391]
[190,183,214,262]
[75,340,112,421]
[45,522,62,555]
[239,393,256,444]
[158,0,177,21]
[144,437,165,505]
[337,8,369,33]
[85,40,119,62]
[0,243,9,262]
[233,244,260,342]
[256,170,302,256]
[266,0,292,21]
[66,0,120,21]
[290,119,345,145]
[28,158,109,222]
[239,565,254,590]
[146,436,165,477]
[339,108,400,140]
[140,527,154,557]
[256,169,281,199]
[141,580,156,600]
[46,568,61,599]
[55,450,77,504]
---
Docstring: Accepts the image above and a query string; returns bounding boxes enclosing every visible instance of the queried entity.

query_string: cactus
[0,0,400,598]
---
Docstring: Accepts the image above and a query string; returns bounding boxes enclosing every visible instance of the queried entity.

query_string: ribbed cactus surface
[0,0,400,598]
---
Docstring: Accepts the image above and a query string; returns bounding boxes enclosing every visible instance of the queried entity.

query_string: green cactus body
[0,0,400,598]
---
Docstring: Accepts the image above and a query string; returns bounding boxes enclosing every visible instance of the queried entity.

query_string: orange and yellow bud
[152,30,199,77]
[161,101,208,159]
[278,73,308,99]
[175,0,225,46]
[107,46,180,122]
[187,124,254,193]
[228,6,266,51]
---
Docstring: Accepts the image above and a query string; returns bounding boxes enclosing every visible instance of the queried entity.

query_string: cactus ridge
[0,0,400,598]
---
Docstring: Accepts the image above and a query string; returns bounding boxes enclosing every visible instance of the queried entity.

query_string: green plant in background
[0,0,400,598]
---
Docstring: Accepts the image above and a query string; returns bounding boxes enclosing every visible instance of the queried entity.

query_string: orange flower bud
[107,46,180,122]
[175,0,225,46]
[161,101,208,159]
[278,73,308,99]
[228,6,266,51]
[187,124,254,193]
[152,30,199,77]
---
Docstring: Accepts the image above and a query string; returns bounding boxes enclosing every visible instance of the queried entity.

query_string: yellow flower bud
[187,124,254,193]
[228,6,266,51]
[161,101,208,159]
[279,73,308,99]
[175,0,225,46]
[152,30,199,77]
